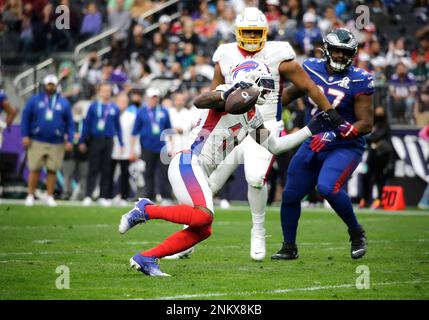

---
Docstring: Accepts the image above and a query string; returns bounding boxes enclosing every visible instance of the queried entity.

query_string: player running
[271,28,374,261]
[207,7,348,261]
[118,61,332,276]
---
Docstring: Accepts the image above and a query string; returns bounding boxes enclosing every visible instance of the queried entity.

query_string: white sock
[248,184,267,231]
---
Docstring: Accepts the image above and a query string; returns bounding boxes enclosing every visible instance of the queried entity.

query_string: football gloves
[310,131,337,152]
[221,81,253,101]
[306,111,333,135]
[326,109,359,140]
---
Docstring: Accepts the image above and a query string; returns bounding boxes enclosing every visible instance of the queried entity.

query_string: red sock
[142,225,212,258]
[146,205,212,227]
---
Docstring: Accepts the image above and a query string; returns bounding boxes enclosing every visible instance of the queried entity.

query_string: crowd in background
[1,0,429,206]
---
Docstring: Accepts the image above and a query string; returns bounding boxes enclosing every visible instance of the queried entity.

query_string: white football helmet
[231,59,275,105]
[235,7,269,52]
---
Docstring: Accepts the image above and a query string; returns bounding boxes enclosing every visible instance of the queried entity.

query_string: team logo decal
[339,77,350,89]
[231,61,259,80]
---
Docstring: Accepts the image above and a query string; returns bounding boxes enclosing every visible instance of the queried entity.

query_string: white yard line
[1,200,428,216]
[152,280,429,300]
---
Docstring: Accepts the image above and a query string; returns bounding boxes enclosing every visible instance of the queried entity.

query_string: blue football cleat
[130,254,170,277]
[118,198,154,234]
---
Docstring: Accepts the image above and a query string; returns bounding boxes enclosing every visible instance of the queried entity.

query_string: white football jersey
[186,107,264,175]
[213,41,296,122]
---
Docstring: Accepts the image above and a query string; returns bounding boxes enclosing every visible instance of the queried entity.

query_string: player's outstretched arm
[252,112,332,155]
[193,91,225,110]
[251,125,311,155]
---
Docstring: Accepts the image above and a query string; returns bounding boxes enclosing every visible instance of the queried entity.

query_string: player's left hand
[337,120,359,140]
[310,131,337,152]
[306,111,332,135]
[222,81,253,101]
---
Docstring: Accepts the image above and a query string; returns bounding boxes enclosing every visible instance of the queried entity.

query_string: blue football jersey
[302,58,374,152]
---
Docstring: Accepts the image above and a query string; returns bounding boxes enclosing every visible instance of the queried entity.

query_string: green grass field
[0,203,428,300]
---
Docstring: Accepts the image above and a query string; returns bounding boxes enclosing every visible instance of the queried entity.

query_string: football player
[271,28,374,261]
[208,7,349,261]
[118,61,332,276]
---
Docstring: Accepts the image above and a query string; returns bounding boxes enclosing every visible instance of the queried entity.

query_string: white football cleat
[25,194,35,207]
[82,197,92,206]
[250,228,266,261]
[45,195,57,207]
[98,198,112,207]
[219,199,231,209]
[163,247,195,260]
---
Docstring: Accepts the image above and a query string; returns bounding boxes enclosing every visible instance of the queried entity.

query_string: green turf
[0,204,428,300]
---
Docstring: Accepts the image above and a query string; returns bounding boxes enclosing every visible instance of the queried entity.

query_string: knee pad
[194,208,214,226]
[282,188,304,205]
[245,171,266,189]
[192,224,212,240]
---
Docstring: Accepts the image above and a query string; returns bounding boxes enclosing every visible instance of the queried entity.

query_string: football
[224,86,259,115]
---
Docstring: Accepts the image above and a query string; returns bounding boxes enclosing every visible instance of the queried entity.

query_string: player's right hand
[310,131,337,152]
[222,81,253,101]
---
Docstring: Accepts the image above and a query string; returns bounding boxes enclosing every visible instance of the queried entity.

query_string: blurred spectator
[80,2,103,40]
[79,51,102,99]
[130,87,172,202]
[216,5,235,41]
[79,83,123,206]
[294,11,323,55]
[158,14,173,38]
[2,0,23,33]
[21,75,74,207]
[177,42,196,70]
[180,17,200,47]
[58,61,81,105]
[359,106,394,209]
[131,0,154,19]
[110,92,136,205]
[127,24,153,61]
[0,88,17,129]
[168,92,193,155]
[61,103,88,201]
[265,0,281,27]
[108,0,132,45]
[271,14,297,43]
[318,6,342,36]
[388,62,417,124]
[370,0,389,35]
[108,0,134,14]
[415,79,429,114]
[412,49,429,84]
[285,0,303,23]
[418,124,429,210]
[386,38,412,68]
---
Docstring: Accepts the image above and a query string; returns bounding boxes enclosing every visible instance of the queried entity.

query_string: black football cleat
[348,226,367,259]
[271,243,298,260]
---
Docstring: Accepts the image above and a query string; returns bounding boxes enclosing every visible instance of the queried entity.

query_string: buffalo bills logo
[231,60,259,80]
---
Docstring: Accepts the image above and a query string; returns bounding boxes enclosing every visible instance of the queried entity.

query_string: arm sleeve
[20,97,33,138]
[260,127,311,155]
